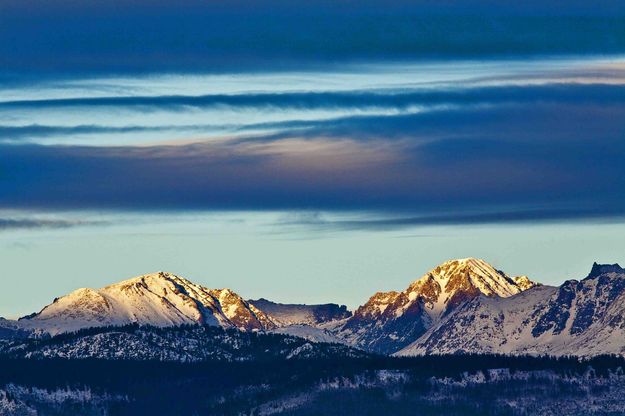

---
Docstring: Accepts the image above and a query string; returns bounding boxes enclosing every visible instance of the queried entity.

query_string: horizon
[2,245,623,319]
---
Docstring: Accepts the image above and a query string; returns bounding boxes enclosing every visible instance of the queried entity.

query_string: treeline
[1,353,624,415]
[10,323,295,349]
[0,353,623,391]
[0,323,366,362]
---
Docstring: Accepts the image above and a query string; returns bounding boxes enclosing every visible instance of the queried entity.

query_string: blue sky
[0,0,624,317]
[3,211,625,318]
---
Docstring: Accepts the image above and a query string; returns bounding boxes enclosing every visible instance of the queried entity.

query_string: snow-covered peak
[336,258,534,354]
[407,257,527,317]
[23,271,277,335]
[103,271,205,297]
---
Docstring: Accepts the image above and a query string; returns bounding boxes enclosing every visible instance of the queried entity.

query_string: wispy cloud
[1,82,622,146]
[0,217,106,231]
[1,83,622,110]
[272,208,625,233]
[1,111,624,217]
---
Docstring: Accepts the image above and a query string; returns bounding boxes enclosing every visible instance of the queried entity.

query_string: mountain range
[2,258,625,359]
[398,262,625,357]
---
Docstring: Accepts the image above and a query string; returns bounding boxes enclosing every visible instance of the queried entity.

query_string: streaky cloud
[275,208,625,233]
[233,100,625,145]
[0,217,106,231]
[1,83,622,110]
[0,124,232,143]
[1,83,622,147]
[1,114,624,216]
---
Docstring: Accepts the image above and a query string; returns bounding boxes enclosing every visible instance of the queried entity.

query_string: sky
[0,0,624,317]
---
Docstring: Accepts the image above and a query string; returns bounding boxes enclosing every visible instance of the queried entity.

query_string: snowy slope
[335,258,537,354]
[246,299,351,344]
[271,324,349,344]
[19,272,277,335]
[0,318,31,339]
[397,263,625,357]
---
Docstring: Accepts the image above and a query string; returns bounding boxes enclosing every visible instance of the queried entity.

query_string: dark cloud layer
[1,95,624,217]
[1,0,623,74]
[1,1,623,226]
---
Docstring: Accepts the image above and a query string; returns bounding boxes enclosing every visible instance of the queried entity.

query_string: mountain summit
[22,272,277,334]
[335,258,536,354]
[406,258,534,317]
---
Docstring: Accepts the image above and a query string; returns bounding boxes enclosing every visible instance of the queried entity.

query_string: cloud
[0,124,231,143]
[246,100,625,145]
[1,83,622,111]
[0,217,106,231]
[1,1,623,74]
[0,6,622,227]
[273,208,625,233]
[1,83,622,147]
[1,70,623,222]
[1,104,624,216]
